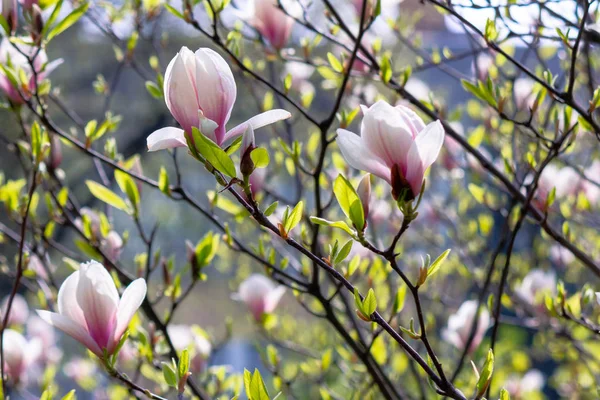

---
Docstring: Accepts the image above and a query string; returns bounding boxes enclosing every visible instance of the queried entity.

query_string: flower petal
[336,129,390,182]
[147,127,187,152]
[223,109,291,144]
[404,141,425,196]
[164,48,200,134]
[112,278,147,352]
[57,270,86,328]
[265,285,286,314]
[36,310,103,357]
[415,120,445,170]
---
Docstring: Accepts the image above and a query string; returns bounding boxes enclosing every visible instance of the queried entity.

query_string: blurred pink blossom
[233,274,286,321]
[442,300,490,353]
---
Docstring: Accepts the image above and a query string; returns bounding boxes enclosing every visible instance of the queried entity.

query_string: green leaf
[334,239,353,265]
[158,167,170,195]
[164,3,184,18]
[393,284,407,313]
[353,288,364,314]
[327,52,344,73]
[309,217,355,237]
[115,170,140,212]
[333,175,364,231]
[250,148,270,168]
[41,0,63,37]
[46,2,90,42]
[427,249,451,278]
[192,127,237,178]
[179,348,190,380]
[145,81,163,99]
[0,15,10,36]
[85,180,130,213]
[243,369,253,400]
[248,369,270,400]
[263,201,279,216]
[499,388,511,400]
[380,54,392,83]
[284,201,303,233]
[476,349,494,397]
[61,390,76,400]
[363,288,377,316]
[162,362,177,387]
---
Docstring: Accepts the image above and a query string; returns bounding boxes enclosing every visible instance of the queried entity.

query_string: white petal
[415,120,445,169]
[336,129,390,182]
[57,270,86,328]
[265,286,286,313]
[404,140,425,196]
[147,127,187,151]
[36,311,103,357]
[164,48,200,134]
[112,279,147,352]
[223,109,291,143]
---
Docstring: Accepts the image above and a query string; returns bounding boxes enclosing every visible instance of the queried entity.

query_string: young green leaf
[162,362,177,387]
[363,288,377,316]
[191,127,237,178]
[333,175,365,231]
[250,148,270,168]
[284,201,303,233]
[85,181,130,213]
[427,249,451,278]
[46,2,90,42]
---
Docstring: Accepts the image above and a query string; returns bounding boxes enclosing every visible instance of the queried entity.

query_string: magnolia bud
[30,4,44,45]
[186,240,199,279]
[240,125,256,177]
[48,135,62,170]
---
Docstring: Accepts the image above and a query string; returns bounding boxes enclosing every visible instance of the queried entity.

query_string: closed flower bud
[147,47,291,151]
[37,260,147,358]
[233,274,285,321]
[250,0,295,51]
[336,100,445,201]
[2,0,17,34]
[240,125,256,176]
[48,135,62,170]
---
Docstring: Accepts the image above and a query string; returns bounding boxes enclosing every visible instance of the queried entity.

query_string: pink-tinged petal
[361,101,415,167]
[41,58,63,76]
[57,270,86,328]
[147,127,187,152]
[241,124,255,156]
[111,279,147,353]
[223,109,291,144]
[37,311,103,357]
[395,104,426,135]
[414,120,445,170]
[336,129,390,182]
[404,141,425,196]
[164,48,199,133]
[194,48,237,145]
[265,286,286,313]
[76,261,119,351]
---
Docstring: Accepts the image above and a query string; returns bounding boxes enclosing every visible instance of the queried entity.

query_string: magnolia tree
[0,0,599,397]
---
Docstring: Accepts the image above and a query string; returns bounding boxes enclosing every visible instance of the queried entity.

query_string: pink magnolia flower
[100,230,124,262]
[250,0,294,50]
[1,329,42,385]
[515,269,556,307]
[27,315,62,364]
[1,294,29,326]
[442,300,490,353]
[146,47,291,151]
[505,370,545,399]
[0,38,63,104]
[336,100,445,200]
[37,261,147,358]
[233,274,285,321]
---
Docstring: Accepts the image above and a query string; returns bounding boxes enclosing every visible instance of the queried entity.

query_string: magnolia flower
[514,269,556,310]
[233,274,286,320]
[168,325,212,373]
[64,357,99,383]
[442,300,490,353]
[1,329,41,385]
[1,294,29,326]
[513,78,535,111]
[473,53,495,81]
[505,370,545,399]
[0,38,62,104]
[250,0,294,50]
[336,100,445,200]
[37,261,147,358]
[147,47,291,151]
